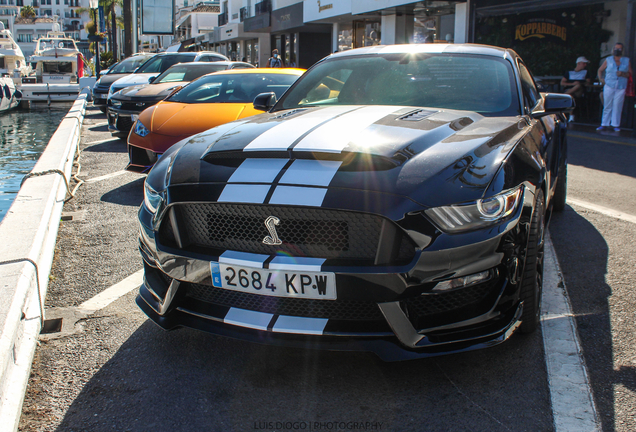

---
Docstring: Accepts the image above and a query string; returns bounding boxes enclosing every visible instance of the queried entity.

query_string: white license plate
[211,262,336,300]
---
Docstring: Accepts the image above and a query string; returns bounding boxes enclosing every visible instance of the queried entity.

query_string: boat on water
[29,28,80,84]
[21,26,80,102]
[0,22,31,84]
[0,77,21,112]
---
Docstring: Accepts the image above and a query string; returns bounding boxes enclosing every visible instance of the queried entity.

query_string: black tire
[518,190,546,334]
[552,162,567,212]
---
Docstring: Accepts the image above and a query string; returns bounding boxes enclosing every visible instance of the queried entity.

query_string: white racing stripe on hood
[227,158,289,183]
[279,160,342,186]
[269,186,328,207]
[293,106,401,153]
[243,106,356,152]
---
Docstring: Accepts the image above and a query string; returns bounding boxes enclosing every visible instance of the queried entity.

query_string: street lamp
[89,0,100,77]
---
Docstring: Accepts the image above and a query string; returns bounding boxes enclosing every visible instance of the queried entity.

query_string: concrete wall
[0,94,86,431]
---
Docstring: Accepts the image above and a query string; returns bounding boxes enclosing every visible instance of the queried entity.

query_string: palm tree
[123,0,131,57]
[20,5,36,18]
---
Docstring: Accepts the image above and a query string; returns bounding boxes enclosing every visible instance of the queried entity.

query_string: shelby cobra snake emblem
[262,216,282,245]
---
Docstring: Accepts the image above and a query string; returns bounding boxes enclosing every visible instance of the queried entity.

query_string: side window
[518,61,541,112]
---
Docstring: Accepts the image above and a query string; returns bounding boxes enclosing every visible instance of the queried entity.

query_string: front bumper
[108,107,140,136]
[136,197,530,360]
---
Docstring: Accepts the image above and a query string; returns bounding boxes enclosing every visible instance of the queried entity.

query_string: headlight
[134,120,150,137]
[425,185,523,233]
[143,182,163,213]
[111,99,122,107]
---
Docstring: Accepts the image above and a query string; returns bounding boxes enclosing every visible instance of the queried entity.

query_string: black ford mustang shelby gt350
[136,44,573,361]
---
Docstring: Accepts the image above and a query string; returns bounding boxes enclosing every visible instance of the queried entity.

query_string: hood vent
[271,108,308,120]
[398,109,437,122]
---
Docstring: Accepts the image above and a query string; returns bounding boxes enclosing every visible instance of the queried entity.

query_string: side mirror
[532,93,575,118]
[166,85,183,98]
[253,92,277,111]
[148,75,157,84]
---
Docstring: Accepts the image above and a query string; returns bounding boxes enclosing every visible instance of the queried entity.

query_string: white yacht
[29,26,80,84]
[0,22,30,83]
[20,25,81,102]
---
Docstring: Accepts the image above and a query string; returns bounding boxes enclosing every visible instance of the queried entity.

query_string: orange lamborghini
[126,68,304,172]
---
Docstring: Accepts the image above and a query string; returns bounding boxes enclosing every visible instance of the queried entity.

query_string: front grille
[120,102,150,111]
[185,282,384,321]
[164,203,415,264]
[116,115,134,132]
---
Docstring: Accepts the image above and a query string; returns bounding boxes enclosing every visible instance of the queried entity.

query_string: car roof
[330,43,517,61]
[164,61,251,68]
[208,68,305,76]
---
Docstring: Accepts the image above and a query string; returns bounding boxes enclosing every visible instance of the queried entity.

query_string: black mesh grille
[116,115,134,132]
[403,279,498,318]
[185,282,384,321]
[168,203,415,264]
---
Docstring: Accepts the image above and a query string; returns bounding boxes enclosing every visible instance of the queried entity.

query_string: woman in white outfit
[597,42,632,131]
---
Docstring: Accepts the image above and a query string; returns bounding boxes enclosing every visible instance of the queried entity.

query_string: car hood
[160,105,528,208]
[111,73,154,89]
[115,82,186,100]
[95,73,129,87]
[145,101,256,137]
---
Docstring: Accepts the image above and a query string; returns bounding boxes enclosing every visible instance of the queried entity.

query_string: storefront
[471,0,634,127]
[270,3,331,69]
[304,1,464,51]
[243,7,271,66]
[207,22,264,63]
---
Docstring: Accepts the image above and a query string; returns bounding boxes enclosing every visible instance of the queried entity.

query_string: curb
[0,95,86,431]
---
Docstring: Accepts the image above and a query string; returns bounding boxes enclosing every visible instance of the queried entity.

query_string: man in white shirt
[561,56,591,98]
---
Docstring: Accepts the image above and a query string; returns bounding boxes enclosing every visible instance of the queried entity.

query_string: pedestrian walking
[267,49,284,68]
[597,42,632,131]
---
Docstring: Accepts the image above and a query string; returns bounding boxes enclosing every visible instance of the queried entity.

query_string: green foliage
[20,5,36,18]
[99,51,116,69]
[476,5,612,77]
[85,21,96,35]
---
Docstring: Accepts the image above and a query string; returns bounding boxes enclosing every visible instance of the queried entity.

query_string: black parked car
[107,61,254,137]
[92,53,155,112]
[136,44,573,361]
[106,51,229,103]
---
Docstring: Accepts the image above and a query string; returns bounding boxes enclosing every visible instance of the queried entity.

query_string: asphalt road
[16,107,636,431]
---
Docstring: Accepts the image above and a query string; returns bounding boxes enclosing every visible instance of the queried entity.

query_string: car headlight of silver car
[134,120,150,137]
[143,182,163,214]
[425,185,523,233]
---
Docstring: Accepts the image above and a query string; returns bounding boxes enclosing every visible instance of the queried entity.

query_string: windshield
[43,62,73,73]
[109,55,154,74]
[154,63,230,84]
[135,54,195,74]
[278,53,520,116]
[38,39,76,50]
[168,73,301,103]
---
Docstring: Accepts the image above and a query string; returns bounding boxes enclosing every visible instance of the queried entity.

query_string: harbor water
[0,104,70,222]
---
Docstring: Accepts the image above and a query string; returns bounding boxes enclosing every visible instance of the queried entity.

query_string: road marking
[567,197,636,224]
[85,170,129,183]
[85,138,118,146]
[568,133,636,148]
[77,269,143,315]
[543,235,599,431]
